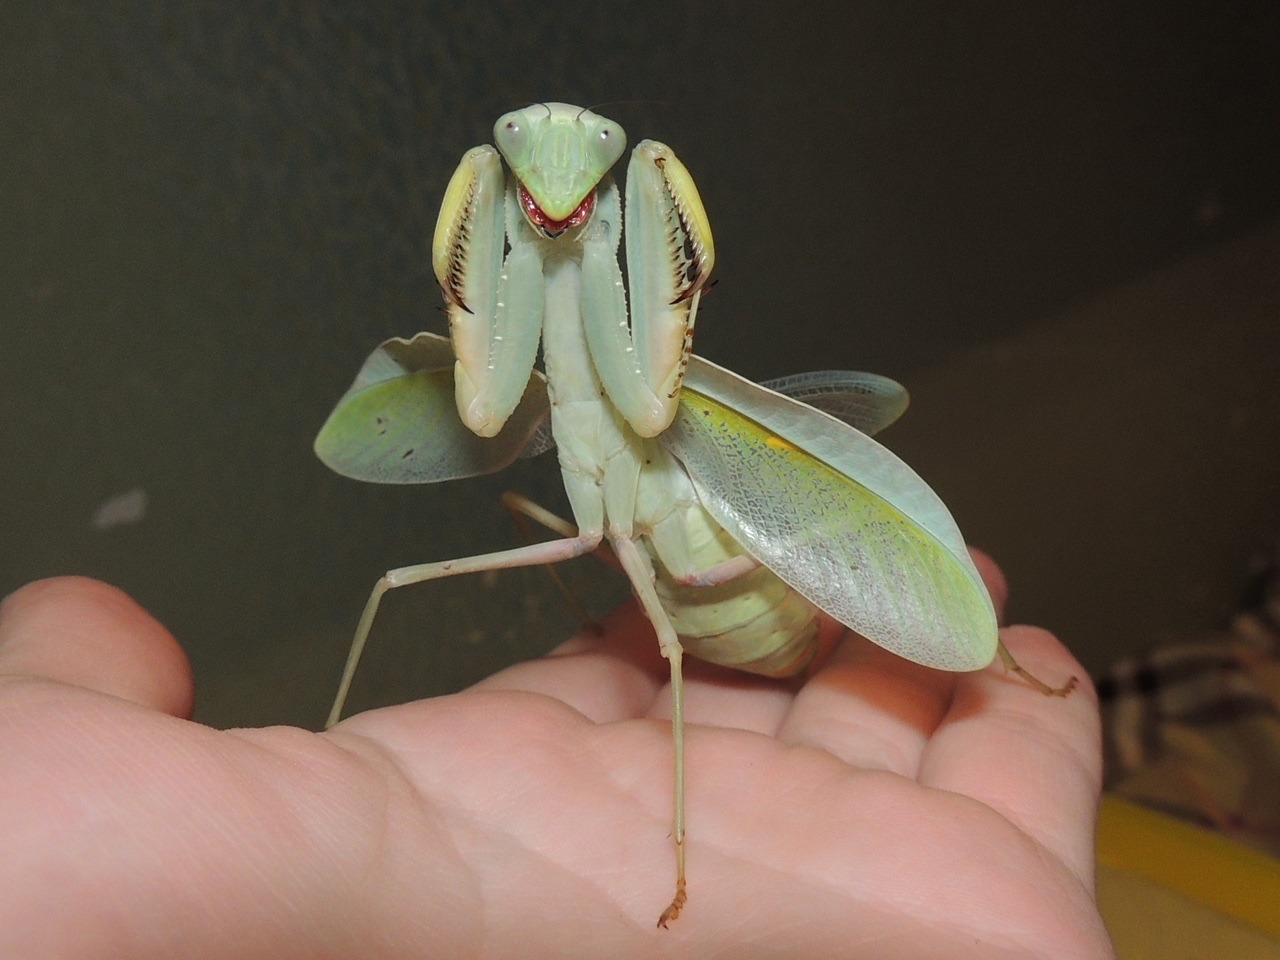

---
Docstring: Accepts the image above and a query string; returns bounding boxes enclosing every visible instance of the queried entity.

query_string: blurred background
[2,0,1278,729]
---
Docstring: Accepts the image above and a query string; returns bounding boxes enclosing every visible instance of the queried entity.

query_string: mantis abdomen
[637,447,821,678]
[656,560,821,678]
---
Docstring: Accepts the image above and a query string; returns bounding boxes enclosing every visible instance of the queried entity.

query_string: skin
[0,551,1114,959]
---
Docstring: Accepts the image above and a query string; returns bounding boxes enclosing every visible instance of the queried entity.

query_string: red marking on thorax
[519,183,595,234]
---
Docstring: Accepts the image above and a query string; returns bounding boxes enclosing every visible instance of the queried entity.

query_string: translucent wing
[519,418,558,461]
[760,370,909,437]
[316,333,906,487]
[665,355,996,671]
[515,365,907,461]
[315,332,551,484]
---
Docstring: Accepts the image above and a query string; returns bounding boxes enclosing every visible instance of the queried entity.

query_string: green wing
[314,332,551,484]
[665,356,996,672]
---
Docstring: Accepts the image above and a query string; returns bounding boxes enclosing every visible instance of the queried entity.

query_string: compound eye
[591,122,626,168]
[494,111,530,160]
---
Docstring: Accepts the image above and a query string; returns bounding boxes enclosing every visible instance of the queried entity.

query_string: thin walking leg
[500,491,579,538]
[501,492,621,570]
[612,536,688,928]
[500,492,605,628]
[326,535,598,728]
[678,553,761,588]
[996,639,1078,697]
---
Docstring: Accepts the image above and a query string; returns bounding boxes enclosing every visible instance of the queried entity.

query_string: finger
[645,657,799,737]
[920,624,1101,887]
[774,626,957,775]
[469,600,667,722]
[0,577,194,718]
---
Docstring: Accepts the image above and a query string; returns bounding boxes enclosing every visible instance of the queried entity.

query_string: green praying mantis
[315,102,1074,928]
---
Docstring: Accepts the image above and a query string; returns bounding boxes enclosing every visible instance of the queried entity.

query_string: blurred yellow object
[1097,795,1280,959]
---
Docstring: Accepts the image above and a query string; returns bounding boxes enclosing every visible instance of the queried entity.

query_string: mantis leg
[499,492,610,628]
[433,147,545,437]
[500,491,577,538]
[611,535,688,928]
[580,146,714,438]
[678,553,762,588]
[501,491,622,571]
[996,639,1078,697]
[326,535,599,728]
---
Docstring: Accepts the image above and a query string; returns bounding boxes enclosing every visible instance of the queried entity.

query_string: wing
[315,335,905,485]
[760,370,909,437]
[514,365,908,461]
[314,332,552,484]
[664,355,996,672]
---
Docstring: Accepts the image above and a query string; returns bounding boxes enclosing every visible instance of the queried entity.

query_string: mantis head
[494,103,626,237]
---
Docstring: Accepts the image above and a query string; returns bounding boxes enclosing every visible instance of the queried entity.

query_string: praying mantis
[315,102,1074,928]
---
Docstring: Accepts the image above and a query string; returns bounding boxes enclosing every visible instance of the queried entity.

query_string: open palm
[0,555,1112,959]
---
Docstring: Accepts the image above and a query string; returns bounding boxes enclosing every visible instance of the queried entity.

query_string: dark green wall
[2,1,1277,725]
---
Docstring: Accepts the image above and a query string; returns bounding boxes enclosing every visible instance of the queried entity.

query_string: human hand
[0,554,1112,958]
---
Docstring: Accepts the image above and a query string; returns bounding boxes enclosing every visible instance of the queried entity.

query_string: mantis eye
[591,123,626,168]
[494,111,530,160]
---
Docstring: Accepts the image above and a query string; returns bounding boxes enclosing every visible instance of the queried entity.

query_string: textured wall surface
[2,1,1277,725]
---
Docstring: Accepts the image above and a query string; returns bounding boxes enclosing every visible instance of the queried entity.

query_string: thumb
[0,577,194,717]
